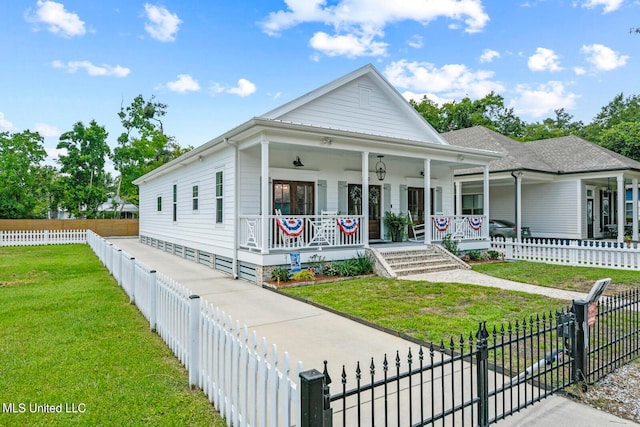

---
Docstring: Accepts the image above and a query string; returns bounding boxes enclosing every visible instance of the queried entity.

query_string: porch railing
[239,214,364,251]
[430,215,488,242]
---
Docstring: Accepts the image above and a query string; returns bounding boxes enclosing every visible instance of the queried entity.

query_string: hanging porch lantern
[375,155,386,181]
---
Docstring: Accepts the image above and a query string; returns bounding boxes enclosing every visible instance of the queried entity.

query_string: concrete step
[376,246,465,277]
[387,258,452,270]
[394,263,462,276]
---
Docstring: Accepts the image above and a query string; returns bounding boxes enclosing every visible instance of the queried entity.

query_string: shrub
[292,270,316,281]
[487,250,501,260]
[323,262,339,276]
[466,250,483,261]
[441,233,459,255]
[271,267,291,282]
[334,259,360,277]
[353,252,374,275]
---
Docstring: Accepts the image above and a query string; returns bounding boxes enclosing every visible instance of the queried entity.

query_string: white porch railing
[87,231,302,426]
[239,214,364,251]
[430,215,488,242]
[492,238,640,270]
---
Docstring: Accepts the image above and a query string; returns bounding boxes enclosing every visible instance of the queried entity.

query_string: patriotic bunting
[433,217,450,232]
[276,218,304,237]
[337,218,359,235]
[468,217,483,230]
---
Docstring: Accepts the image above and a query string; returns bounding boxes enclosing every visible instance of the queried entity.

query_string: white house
[133,65,501,282]
[445,126,640,243]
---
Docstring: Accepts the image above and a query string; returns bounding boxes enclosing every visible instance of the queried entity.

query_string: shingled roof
[443,126,640,175]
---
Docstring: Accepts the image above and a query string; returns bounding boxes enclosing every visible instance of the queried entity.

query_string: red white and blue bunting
[337,218,359,235]
[433,217,450,232]
[276,218,304,237]
[468,217,483,230]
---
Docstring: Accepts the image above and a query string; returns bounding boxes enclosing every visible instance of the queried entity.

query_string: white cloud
[510,81,578,117]
[528,47,562,72]
[574,66,587,75]
[209,78,257,97]
[34,123,60,137]
[45,147,67,160]
[144,3,181,42]
[166,74,200,93]
[384,60,505,100]
[261,0,489,57]
[310,28,388,57]
[25,0,86,38]
[407,35,423,49]
[480,49,500,63]
[0,112,14,130]
[227,79,256,97]
[581,43,629,71]
[579,0,624,13]
[52,60,130,77]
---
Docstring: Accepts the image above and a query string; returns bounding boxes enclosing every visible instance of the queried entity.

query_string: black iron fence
[300,286,640,427]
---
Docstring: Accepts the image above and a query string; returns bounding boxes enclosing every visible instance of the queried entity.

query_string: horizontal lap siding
[138,147,235,254]
[278,75,437,143]
[523,181,578,237]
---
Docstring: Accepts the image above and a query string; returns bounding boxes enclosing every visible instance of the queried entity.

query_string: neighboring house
[444,126,640,243]
[97,197,139,219]
[133,65,501,282]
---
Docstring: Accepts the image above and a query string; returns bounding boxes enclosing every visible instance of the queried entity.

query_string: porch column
[633,178,639,241]
[483,166,490,241]
[424,159,431,244]
[515,172,522,242]
[617,174,625,243]
[455,181,462,216]
[261,140,270,254]
[362,152,369,247]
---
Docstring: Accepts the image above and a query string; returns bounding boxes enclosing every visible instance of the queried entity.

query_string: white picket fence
[0,229,86,246]
[492,238,640,270]
[87,231,302,426]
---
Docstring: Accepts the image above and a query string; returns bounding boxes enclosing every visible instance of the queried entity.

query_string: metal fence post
[476,322,490,427]
[188,294,201,389]
[572,300,589,383]
[300,369,328,427]
[149,270,157,332]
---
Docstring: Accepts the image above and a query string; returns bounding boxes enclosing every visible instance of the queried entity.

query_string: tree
[112,95,191,206]
[519,109,584,141]
[0,130,47,218]
[599,122,640,162]
[57,120,111,218]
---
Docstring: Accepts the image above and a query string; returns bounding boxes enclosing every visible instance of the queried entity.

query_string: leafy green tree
[0,130,47,218]
[599,122,640,162]
[519,109,584,141]
[581,93,640,143]
[57,120,111,218]
[112,95,191,206]
[31,165,65,219]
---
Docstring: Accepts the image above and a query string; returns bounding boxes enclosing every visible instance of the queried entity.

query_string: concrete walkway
[108,238,637,426]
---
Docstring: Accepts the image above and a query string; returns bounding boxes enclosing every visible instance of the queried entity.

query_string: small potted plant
[383,211,408,242]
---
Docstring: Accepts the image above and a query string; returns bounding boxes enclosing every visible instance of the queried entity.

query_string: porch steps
[374,245,469,277]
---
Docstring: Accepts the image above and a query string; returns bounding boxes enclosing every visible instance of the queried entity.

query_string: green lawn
[472,261,640,294]
[0,245,224,427]
[282,276,566,343]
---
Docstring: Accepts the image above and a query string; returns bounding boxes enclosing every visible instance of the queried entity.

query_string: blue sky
[1,0,638,172]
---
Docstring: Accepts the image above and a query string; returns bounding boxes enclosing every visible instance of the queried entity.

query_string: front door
[348,184,381,240]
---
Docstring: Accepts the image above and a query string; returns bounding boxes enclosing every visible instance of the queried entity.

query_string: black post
[300,369,327,427]
[476,322,490,427]
[572,300,589,383]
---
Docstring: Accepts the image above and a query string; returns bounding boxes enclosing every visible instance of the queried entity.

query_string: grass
[472,261,640,294]
[0,245,225,427]
[282,276,567,343]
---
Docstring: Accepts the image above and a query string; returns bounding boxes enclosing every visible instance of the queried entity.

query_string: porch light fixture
[375,155,386,181]
[293,156,304,167]
[603,178,612,196]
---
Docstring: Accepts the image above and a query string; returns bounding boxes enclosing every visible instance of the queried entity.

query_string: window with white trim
[215,171,223,224]
[172,184,177,222]
[192,185,199,211]
[157,196,162,212]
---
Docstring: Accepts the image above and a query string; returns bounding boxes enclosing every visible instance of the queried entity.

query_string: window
[157,196,162,212]
[216,171,223,223]
[173,184,177,222]
[462,194,483,215]
[192,185,199,211]
[273,180,314,215]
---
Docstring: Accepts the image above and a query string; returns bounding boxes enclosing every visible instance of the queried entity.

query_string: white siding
[522,181,579,238]
[138,145,236,256]
[276,75,439,144]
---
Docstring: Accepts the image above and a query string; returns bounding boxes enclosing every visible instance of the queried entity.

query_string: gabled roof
[444,126,640,176]
[260,63,449,145]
